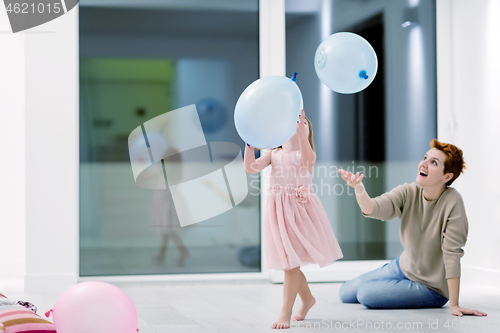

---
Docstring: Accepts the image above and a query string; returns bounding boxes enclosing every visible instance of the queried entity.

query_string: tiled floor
[4,280,498,332]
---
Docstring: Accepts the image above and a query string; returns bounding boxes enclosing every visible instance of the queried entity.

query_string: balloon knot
[45,309,52,318]
[291,72,298,82]
[359,70,369,80]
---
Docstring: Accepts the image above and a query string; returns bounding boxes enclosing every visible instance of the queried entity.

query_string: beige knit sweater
[362,182,469,299]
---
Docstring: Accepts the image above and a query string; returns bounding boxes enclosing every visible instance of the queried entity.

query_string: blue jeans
[339,257,448,309]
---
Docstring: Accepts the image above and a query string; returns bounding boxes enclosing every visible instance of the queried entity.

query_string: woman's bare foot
[293,296,316,321]
[271,310,292,329]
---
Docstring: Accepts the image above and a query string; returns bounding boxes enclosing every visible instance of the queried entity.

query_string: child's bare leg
[272,267,301,329]
[154,234,169,262]
[293,269,316,321]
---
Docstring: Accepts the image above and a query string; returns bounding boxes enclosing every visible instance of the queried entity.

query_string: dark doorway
[336,14,385,162]
[336,13,387,260]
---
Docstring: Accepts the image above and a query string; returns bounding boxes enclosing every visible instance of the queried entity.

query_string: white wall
[259,0,286,277]
[23,10,80,293]
[0,6,26,293]
[0,8,79,293]
[437,0,500,288]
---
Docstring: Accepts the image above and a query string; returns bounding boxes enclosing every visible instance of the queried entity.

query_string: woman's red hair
[430,139,466,186]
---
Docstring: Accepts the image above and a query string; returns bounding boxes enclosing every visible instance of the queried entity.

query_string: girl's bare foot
[271,310,292,329]
[293,296,316,321]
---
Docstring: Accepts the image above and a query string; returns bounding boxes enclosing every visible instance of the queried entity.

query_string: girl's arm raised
[244,144,272,174]
[297,110,316,174]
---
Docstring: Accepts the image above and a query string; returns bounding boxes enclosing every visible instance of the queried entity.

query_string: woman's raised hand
[338,169,364,188]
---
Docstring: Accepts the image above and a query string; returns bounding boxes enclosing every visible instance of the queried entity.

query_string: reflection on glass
[79,2,259,276]
[286,0,436,260]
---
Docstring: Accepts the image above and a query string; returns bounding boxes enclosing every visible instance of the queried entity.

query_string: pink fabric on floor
[263,148,343,271]
[0,307,56,333]
[0,309,40,320]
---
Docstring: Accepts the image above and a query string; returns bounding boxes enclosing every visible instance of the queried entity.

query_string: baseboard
[79,271,271,284]
[24,274,78,294]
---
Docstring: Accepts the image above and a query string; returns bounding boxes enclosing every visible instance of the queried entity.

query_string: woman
[338,139,486,317]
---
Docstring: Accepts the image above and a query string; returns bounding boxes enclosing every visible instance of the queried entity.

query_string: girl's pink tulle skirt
[263,184,343,271]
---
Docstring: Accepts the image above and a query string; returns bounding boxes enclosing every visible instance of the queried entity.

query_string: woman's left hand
[450,305,487,317]
[296,109,308,139]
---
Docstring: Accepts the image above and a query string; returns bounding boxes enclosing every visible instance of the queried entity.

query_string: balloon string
[45,309,52,318]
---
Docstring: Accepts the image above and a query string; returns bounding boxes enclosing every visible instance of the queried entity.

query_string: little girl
[244,109,343,329]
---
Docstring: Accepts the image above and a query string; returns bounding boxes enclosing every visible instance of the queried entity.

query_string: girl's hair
[429,139,466,186]
[304,116,315,152]
[275,115,315,152]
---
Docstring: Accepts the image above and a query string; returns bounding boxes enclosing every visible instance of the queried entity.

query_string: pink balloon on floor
[48,281,138,333]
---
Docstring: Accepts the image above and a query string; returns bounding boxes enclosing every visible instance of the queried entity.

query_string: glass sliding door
[79,1,260,277]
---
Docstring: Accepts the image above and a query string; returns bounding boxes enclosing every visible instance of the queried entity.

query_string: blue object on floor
[237,245,261,268]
